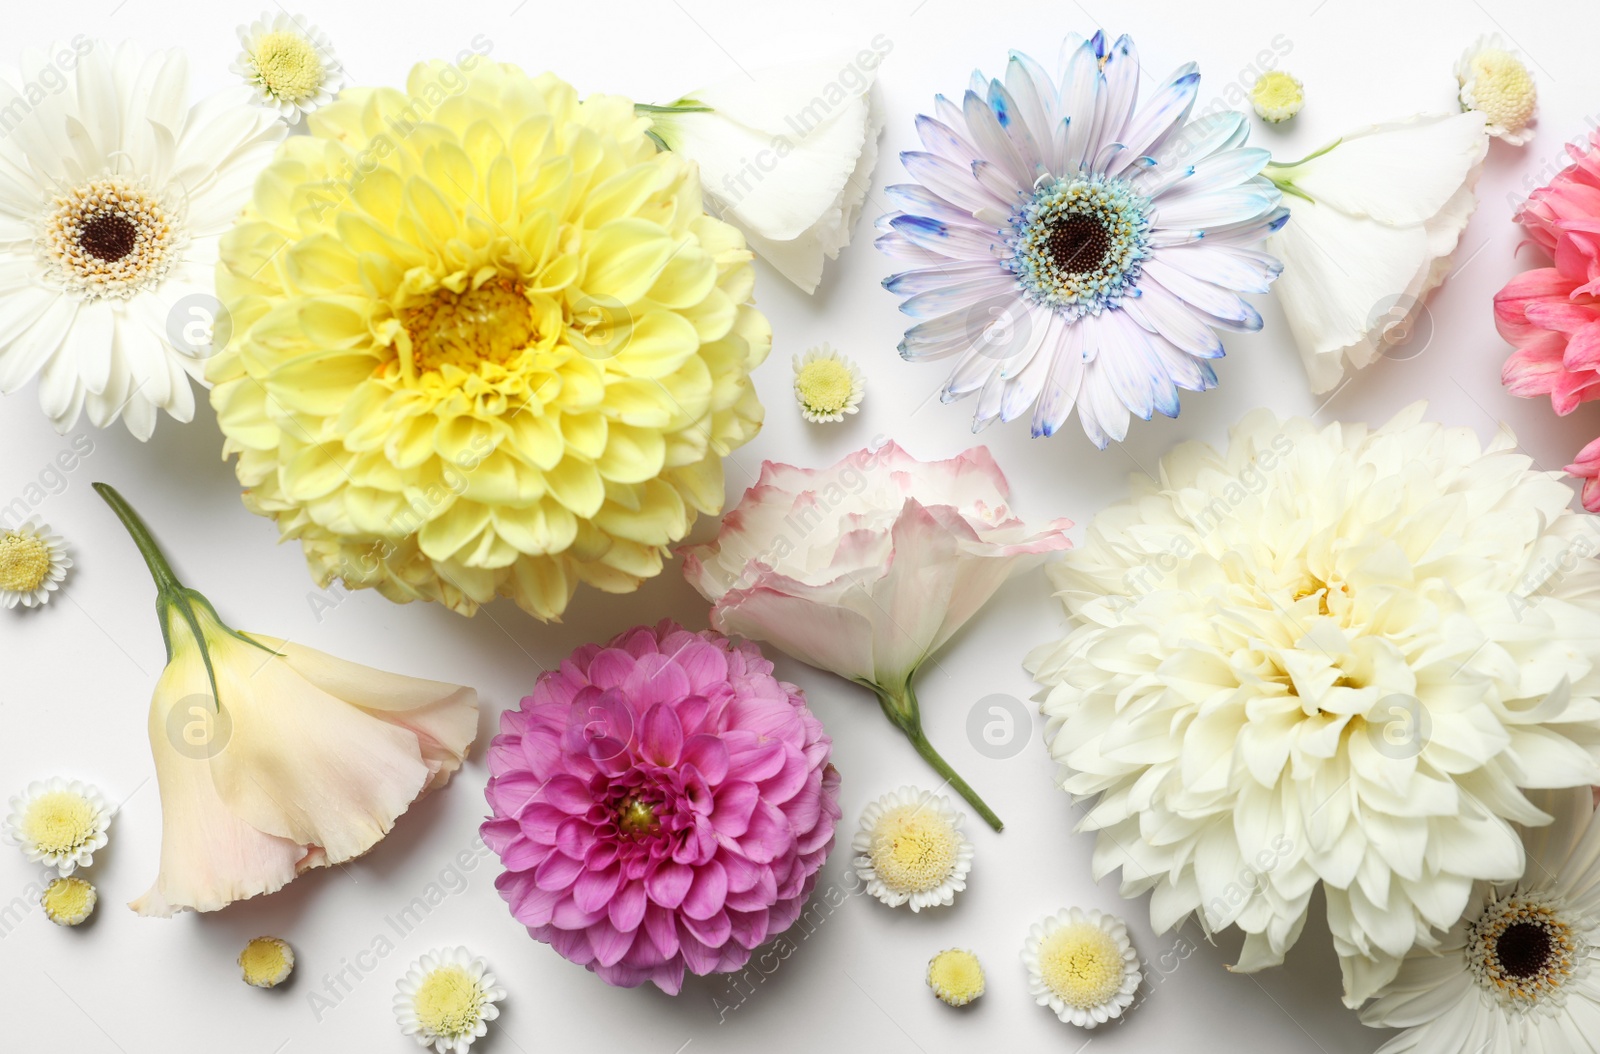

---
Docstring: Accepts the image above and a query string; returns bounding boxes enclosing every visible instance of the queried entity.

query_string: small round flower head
[0,520,71,609]
[41,877,97,926]
[394,948,506,1054]
[1249,70,1304,123]
[239,937,295,988]
[1456,34,1536,144]
[793,343,865,423]
[231,12,345,122]
[927,948,985,1006]
[2,778,110,875]
[852,787,973,911]
[1023,908,1141,1029]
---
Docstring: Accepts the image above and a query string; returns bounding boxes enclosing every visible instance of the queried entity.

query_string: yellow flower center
[251,31,325,102]
[869,805,960,894]
[1467,50,1536,130]
[617,796,659,837]
[795,358,855,414]
[0,533,52,592]
[42,877,95,925]
[402,277,537,375]
[240,937,294,987]
[1038,923,1126,1009]
[21,790,98,855]
[927,949,985,1006]
[414,966,484,1038]
[1251,71,1303,113]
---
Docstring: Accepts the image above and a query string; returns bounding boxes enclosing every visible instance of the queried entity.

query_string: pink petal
[646,860,693,908]
[682,860,728,920]
[608,879,647,931]
[639,703,684,767]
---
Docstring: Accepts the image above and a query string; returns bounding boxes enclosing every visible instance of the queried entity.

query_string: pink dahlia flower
[482,621,840,994]
[1497,129,1600,508]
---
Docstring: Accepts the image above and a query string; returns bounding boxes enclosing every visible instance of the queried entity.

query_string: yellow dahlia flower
[208,59,771,619]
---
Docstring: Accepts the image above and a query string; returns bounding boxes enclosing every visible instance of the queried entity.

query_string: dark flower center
[1496,921,1553,979]
[77,211,139,262]
[1043,215,1112,276]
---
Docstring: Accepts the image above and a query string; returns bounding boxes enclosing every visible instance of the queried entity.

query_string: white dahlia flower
[1025,404,1600,1008]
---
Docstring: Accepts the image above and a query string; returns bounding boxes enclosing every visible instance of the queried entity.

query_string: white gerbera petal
[2,778,112,875]
[879,30,1282,444]
[1022,907,1142,1028]
[851,787,973,911]
[0,518,71,609]
[1027,404,1600,1008]
[1455,34,1537,145]
[1264,111,1488,393]
[231,12,345,122]
[1362,788,1600,1053]
[0,40,285,438]
[393,948,506,1054]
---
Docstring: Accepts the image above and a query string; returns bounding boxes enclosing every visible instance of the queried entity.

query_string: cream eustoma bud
[1263,111,1488,393]
[95,484,477,916]
[645,51,886,293]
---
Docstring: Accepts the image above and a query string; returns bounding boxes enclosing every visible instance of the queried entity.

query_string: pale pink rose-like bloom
[482,621,838,994]
[681,442,1072,829]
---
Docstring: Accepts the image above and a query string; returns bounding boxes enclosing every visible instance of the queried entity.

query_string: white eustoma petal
[1284,112,1489,225]
[650,54,883,293]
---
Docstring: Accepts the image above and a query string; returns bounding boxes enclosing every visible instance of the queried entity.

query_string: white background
[4,0,1599,1051]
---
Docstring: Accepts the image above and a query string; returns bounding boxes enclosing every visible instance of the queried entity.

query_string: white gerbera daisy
[394,948,506,1054]
[1026,404,1600,1008]
[851,786,973,911]
[0,519,70,609]
[1456,34,1536,145]
[0,41,285,439]
[2,778,111,875]
[231,12,345,122]
[878,30,1284,446]
[792,343,865,423]
[1362,787,1600,1053]
[1022,907,1142,1028]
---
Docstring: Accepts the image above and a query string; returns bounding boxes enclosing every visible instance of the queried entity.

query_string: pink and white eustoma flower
[681,442,1072,829]
[96,484,477,915]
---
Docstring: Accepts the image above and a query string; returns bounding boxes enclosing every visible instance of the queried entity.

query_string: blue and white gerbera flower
[878,31,1287,446]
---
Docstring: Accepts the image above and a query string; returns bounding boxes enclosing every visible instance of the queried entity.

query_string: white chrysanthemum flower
[41,877,97,926]
[1250,70,1304,123]
[0,40,285,439]
[394,948,506,1054]
[0,519,71,609]
[927,948,986,1006]
[1026,403,1600,1008]
[2,778,111,875]
[230,12,345,122]
[792,343,865,423]
[1456,34,1536,145]
[239,937,295,988]
[851,786,974,911]
[1362,787,1600,1053]
[1022,907,1142,1028]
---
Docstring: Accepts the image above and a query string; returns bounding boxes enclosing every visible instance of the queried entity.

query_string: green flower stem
[633,101,715,114]
[1262,138,1342,205]
[870,678,1004,832]
[93,483,269,708]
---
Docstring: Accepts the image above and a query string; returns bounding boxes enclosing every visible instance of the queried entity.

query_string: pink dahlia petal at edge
[482,621,840,993]
[1517,129,1600,256]
[1567,435,1600,512]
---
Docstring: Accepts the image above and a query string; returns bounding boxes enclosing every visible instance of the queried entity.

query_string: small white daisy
[1022,907,1142,1029]
[394,947,506,1054]
[231,12,345,122]
[41,877,97,927]
[2,778,111,876]
[1249,70,1304,124]
[0,519,71,609]
[792,343,865,423]
[927,948,985,1007]
[239,936,295,988]
[1456,34,1536,145]
[851,786,973,911]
